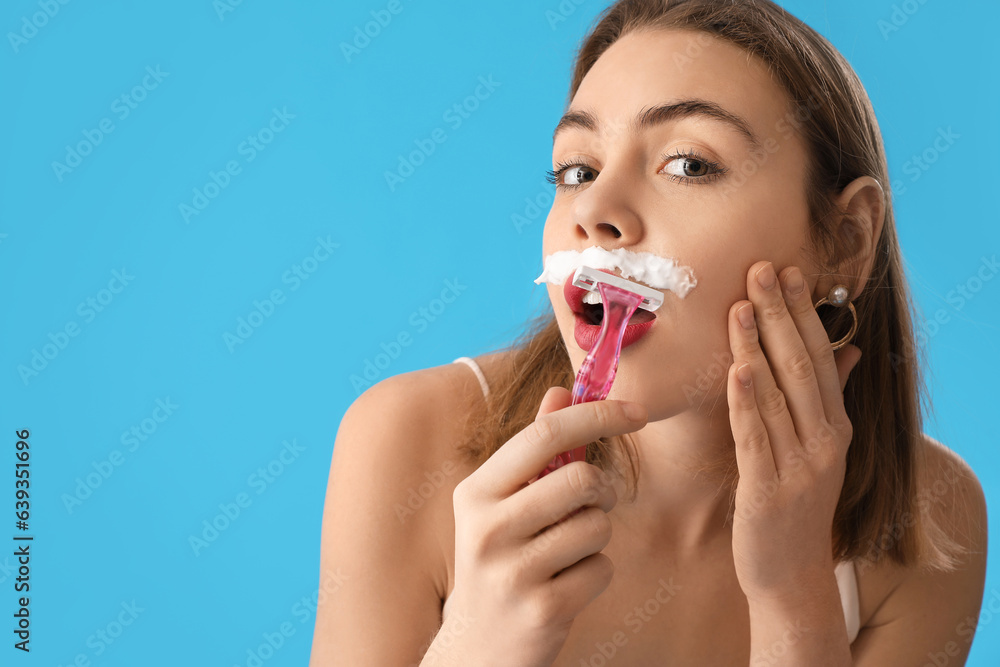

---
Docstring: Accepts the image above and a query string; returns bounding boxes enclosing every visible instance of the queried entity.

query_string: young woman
[311,1,987,664]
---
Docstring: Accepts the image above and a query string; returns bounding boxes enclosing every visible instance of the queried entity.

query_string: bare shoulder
[911,434,987,574]
[337,352,505,500]
[401,350,518,592]
[350,350,510,564]
[342,350,507,451]
[851,434,988,662]
[310,353,508,664]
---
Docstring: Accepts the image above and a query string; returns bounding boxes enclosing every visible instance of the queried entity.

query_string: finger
[525,505,613,580]
[727,361,776,482]
[478,397,647,499]
[777,265,851,423]
[729,297,798,465]
[544,551,615,617]
[503,461,617,537]
[531,387,579,483]
[536,386,572,419]
[747,261,826,435]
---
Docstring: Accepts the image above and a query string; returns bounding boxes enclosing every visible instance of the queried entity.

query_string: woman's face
[543,28,821,420]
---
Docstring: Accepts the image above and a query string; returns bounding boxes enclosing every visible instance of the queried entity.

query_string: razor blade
[571,265,663,312]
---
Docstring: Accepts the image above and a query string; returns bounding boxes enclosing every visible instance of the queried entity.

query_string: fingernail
[737,362,752,388]
[737,303,755,330]
[623,402,646,421]
[784,268,804,295]
[755,262,776,291]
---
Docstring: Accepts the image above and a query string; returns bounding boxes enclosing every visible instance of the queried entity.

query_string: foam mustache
[534,246,697,297]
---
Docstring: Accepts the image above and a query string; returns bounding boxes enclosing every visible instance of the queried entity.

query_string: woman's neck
[607,409,737,556]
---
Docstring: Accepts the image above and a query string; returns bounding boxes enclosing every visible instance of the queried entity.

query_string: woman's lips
[564,268,658,351]
[573,313,656,352]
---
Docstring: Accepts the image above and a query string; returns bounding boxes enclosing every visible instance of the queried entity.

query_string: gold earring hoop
[814,284,858,351]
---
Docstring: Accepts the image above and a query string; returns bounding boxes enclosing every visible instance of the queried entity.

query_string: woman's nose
[570,171,644,245]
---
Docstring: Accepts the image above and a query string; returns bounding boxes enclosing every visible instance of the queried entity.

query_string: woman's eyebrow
[552,99,762,151]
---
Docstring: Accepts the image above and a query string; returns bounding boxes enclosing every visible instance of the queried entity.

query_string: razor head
[572,265,664,312]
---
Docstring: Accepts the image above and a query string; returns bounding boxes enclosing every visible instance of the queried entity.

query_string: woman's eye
[547,153,723,189]
[563,165,596,186]
[663,156,712,178]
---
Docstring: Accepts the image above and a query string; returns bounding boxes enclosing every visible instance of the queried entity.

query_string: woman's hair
[457,0,964,572]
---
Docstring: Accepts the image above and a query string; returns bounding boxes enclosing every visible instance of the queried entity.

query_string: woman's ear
[818,176,885,301]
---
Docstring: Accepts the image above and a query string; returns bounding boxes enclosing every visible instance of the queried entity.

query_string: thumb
[835,344,862,393]
[535,386,572,420]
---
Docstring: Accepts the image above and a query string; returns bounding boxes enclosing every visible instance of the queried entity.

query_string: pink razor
[533,266,663,481]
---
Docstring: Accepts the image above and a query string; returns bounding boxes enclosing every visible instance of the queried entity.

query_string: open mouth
[565,268,661,323]
[579,301,656,326]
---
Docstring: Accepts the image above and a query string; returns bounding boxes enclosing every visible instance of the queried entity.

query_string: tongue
[627,308,656,325]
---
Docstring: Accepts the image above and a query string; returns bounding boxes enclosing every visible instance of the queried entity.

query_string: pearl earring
[814,284,858,351]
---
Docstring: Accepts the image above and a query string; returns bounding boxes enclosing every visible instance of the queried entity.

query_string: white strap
[452,357,490,399]
[834,560,861,642]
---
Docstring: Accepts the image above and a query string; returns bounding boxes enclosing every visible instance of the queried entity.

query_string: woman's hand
[726,260,862,604]
[440,387,645,667]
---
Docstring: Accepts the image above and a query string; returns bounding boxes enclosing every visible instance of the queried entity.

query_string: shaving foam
[534,246,697,297]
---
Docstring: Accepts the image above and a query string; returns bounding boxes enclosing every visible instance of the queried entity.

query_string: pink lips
[563,268,657,352]
[573,315,656,352]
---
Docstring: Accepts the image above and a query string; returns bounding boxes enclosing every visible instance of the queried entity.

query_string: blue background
[0,0,996,664]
